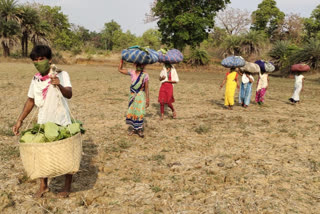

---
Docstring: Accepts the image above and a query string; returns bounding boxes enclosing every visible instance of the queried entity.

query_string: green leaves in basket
[67,123,81,135]
[44,122,60,142]
[20,120,85,143]
[20,132,46,143]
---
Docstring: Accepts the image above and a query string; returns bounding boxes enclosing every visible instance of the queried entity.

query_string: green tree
[139,29,161,49]
[269,40,299,69]
[290,38,320,69]
[241,30,267,55]
[251,0,285,38]
[150,0,230,50]
[304,4,320,39]
[222,34,243,55]
[101,20,121,50]
[19,5,40,57]
[0,0,21,57]
[112,30,137,50]
[37,5,76,50]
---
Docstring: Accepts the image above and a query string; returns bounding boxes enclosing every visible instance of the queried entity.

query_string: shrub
[269,40,299,69]
[290,38,320,69]
[187,48,210,66]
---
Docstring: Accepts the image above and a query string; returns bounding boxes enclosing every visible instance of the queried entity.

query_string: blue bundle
[221,56,245,68]
[158,49,183,64]
[122,46,159,64]
[255,60,275,73]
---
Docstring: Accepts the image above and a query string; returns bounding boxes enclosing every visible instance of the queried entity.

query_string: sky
[20,0,319,36]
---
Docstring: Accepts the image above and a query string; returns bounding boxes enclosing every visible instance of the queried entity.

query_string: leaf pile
[20,120,85,143]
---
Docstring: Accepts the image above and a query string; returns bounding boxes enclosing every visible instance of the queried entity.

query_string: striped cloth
[122,47,159,64]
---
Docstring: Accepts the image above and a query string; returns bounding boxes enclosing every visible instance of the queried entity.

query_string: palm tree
[19,5,39,57]
[241,30,267,55]
[0,0,21,57]
[222,35,243,55]
[30,20,50,46]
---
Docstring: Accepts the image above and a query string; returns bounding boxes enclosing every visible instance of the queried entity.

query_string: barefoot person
[158,63,179,120]
[12,45,73,198]
[220,68,240,110]
[118,60,149,137]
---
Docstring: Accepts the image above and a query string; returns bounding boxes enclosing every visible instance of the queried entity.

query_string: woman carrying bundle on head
[289,64,309,104]
[158,63,179,120]
[220,67,240,110]
[239,71,254,108]
[118,60,149,138]
[255,70,269,105]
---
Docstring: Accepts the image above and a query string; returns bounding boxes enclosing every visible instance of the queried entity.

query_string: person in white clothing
[239,71,254,108]
[289,72,305,104]
[12,45,73,198]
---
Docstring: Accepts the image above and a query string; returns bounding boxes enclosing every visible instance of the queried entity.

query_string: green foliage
[139,29,161,50]
[222,35,242,55]
[20,121,84,143]
[241,30,267,55]
[0,0,20,57]
[112,30,137,50]
[269,40,299,69]
[251,0,285,38]
[304,4,320,38]
[187,48,210,66]
[151,0,230,50]
[210,27,228,47]
[290,38,320,69]
[101,20,121,50]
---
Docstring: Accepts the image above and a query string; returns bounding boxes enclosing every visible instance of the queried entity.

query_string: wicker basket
[19,133,82,180]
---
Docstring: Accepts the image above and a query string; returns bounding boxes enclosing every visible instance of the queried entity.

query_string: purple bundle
[158,49,183,64]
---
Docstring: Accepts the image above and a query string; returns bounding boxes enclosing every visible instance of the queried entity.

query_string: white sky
[20,0,319,36]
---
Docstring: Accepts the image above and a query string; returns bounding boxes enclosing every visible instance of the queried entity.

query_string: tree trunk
[2,42,10,57]
[21,32,29,57]
[21,37,25,57]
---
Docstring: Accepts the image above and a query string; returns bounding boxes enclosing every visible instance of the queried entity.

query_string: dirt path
[0,62,320,213]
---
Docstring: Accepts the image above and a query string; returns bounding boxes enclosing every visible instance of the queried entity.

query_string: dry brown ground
[0,62,320,213]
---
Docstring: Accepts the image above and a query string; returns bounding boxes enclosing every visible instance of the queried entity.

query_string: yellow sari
[225,71,238,106]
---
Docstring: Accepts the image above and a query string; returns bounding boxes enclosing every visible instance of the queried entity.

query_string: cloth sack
[255,60,275,73]
[221,56,245,68]
[122,46,159,64]
[291,64,310,72]
[158,49,183,64]
[240,62,260,74]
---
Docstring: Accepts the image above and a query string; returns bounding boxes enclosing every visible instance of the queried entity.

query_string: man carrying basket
[12,45,73,198]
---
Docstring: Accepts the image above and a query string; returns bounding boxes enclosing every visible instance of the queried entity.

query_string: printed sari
[126,71,147,130]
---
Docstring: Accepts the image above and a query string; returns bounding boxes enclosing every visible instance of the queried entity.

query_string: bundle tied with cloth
[240,61,261,74]
[19,64,84,180]
[158,48,183,64]
[121,45,159,64]
[291,63,310,72]
[255,60,275,73]
[221,56,246,68]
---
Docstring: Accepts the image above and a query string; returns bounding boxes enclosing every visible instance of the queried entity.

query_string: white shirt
[257,73,268,90]
[242,74,254,84]
[159,66,179,86]
[27,71,72,126]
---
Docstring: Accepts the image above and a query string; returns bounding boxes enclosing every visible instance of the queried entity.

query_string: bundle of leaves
[20,120,85,143]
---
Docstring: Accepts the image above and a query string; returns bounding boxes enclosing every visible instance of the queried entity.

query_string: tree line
[0,0,319,71]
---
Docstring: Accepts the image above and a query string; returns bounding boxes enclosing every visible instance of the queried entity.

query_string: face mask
[34,59,50,75]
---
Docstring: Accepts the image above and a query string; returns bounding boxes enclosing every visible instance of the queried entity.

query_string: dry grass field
[0,62,320,213]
